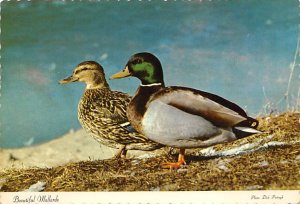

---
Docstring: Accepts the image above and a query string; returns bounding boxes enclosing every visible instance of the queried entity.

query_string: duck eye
[74,67,89,75]
[132,59,142,65]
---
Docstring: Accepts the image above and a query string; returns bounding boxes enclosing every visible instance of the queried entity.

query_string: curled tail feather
[233,117,260,139]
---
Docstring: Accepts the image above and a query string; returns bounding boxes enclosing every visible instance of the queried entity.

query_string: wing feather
[148,86,247,127]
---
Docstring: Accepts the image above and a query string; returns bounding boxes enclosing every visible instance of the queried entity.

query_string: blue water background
[1,0,299,148]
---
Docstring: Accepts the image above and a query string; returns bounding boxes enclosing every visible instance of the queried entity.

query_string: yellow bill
[110,66,131,79]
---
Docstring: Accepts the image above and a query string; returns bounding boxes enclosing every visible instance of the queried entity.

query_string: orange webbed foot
[161,148,186,169]
[160,161,186,169]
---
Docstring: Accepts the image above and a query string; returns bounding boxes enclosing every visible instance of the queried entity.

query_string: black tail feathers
[233,117,260,139]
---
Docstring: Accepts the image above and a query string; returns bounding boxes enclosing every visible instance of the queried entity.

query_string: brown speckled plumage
[60,61,163,157]
[78,87,161,150]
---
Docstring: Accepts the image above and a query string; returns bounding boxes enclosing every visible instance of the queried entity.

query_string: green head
[110,52,165,85]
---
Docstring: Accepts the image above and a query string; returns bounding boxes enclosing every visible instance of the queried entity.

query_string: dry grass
[0,112,299,191]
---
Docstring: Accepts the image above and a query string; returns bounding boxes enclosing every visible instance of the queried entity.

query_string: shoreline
[0,129,115,169]
[0,129,163,170]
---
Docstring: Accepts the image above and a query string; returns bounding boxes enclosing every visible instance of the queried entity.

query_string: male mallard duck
[110,52,260,168]
[59,61,163,158]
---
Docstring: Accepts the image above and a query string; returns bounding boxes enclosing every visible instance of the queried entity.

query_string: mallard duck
[110,52,260,168]
[59,61,163,158]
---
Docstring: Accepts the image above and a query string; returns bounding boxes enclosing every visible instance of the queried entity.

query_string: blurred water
[1,0,299,148]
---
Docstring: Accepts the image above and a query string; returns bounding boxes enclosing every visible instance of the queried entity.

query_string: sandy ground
[0,129,162,169]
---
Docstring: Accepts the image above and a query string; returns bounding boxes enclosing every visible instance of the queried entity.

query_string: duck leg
[114,145,127,159]
[161,148,186,169]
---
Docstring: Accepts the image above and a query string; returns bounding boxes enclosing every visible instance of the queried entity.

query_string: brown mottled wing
[149,86,248,127]
[84,89,150,144]
[92,90,130,124]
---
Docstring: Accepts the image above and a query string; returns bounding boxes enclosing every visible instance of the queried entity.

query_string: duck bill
[110,66,131,79]
[59,75,79,84]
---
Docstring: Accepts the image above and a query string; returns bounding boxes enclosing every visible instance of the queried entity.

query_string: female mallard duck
[59,61,163,158]
[110,52,260,168]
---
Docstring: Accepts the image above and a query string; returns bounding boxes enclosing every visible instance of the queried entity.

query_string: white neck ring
[140,83,162,87]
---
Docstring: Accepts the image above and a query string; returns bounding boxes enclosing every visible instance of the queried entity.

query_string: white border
[1,1,300,204]
[0,191,300,204]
